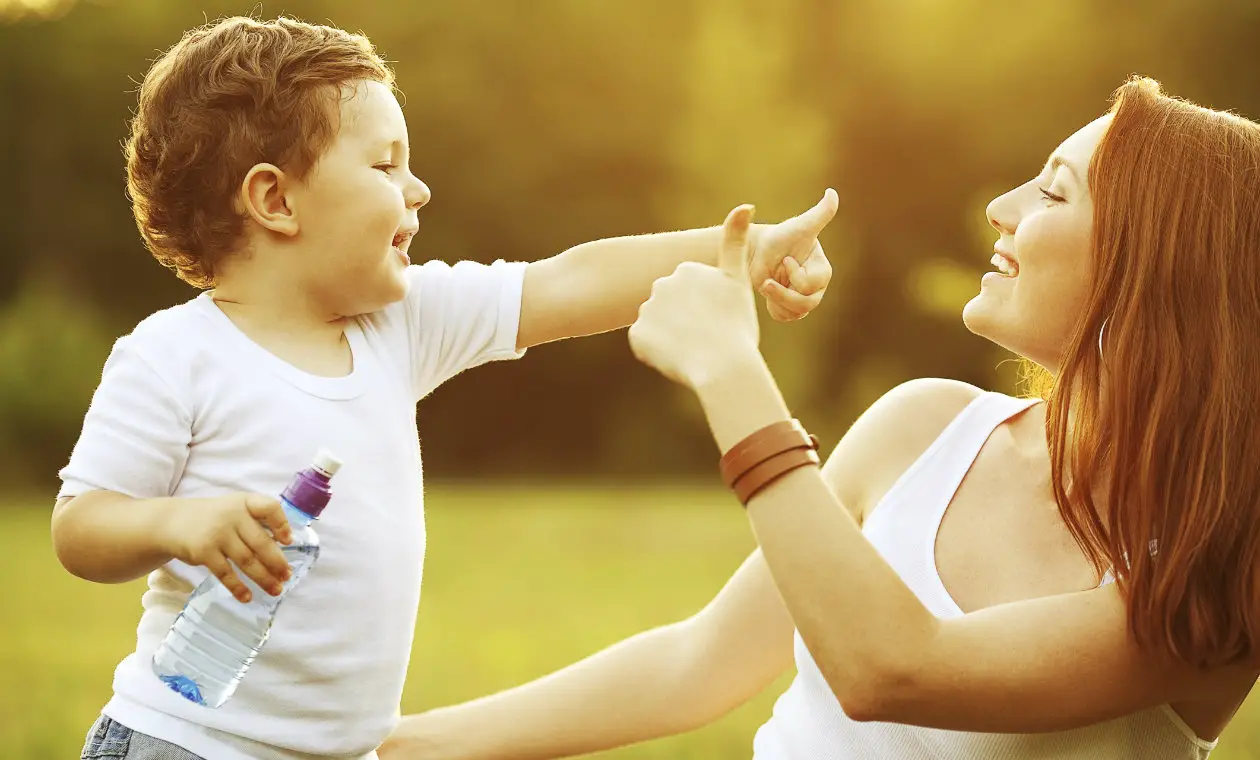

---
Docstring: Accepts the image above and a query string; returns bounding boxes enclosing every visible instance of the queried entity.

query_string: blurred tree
[2,0,1260,490]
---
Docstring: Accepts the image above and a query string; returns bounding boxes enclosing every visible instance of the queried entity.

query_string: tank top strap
[912,392,1042,502]
[863,391,1042,551]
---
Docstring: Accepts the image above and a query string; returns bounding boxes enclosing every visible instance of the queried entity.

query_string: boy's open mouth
[392,231,414,254]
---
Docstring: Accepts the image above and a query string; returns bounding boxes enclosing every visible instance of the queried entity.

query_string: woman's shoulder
[874,377,988,416]
[822,378,989,523]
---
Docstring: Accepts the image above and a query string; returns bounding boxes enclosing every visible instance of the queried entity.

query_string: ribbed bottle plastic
[151,449,342,707]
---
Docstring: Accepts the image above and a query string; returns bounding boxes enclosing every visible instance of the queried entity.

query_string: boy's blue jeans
[81,714,203,760]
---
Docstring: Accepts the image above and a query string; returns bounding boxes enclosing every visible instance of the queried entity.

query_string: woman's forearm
[694,355,939,718]
[386,621,736,760]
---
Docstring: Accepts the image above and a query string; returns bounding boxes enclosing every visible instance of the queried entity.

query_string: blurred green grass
[2,486,1257,759]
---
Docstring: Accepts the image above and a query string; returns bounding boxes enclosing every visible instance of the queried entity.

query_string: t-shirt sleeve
[57,336,192,500]
[404,258,528,400]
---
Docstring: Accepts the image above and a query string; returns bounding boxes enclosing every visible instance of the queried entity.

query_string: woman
[381,77,1260,759]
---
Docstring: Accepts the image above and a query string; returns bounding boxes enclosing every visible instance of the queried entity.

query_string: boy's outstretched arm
[515,189,838,350]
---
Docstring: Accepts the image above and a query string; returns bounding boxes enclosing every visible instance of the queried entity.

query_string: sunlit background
[2,1,1258,758]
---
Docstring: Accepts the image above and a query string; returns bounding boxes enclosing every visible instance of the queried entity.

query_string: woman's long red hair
[1030,76,1260,668]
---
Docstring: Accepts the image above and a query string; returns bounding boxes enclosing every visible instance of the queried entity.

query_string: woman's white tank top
[751,392,1216,759]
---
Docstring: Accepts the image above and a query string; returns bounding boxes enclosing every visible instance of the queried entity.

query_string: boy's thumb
[798,188,839,234]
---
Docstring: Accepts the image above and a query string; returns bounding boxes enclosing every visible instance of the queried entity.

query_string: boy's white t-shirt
[58,260,528,760]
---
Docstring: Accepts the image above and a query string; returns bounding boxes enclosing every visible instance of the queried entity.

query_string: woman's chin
[961,294,992,335]
[961,296,1016,349]
[961,302,1048,368]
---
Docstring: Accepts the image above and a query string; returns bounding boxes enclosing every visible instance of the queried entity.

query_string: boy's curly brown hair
[125,16,394,287]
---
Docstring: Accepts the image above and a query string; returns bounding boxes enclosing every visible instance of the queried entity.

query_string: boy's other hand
[748,189,839,322]
[157,494,295,603]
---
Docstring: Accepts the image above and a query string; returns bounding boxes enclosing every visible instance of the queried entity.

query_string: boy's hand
[157,494,294,603]
[748,189,839,322]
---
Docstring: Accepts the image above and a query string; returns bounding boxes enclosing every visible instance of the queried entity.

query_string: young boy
[55,16,837,760]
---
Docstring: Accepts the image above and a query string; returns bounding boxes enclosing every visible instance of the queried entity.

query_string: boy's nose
[407,179,431,210]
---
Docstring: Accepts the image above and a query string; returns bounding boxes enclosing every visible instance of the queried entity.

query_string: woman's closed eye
[373,163,396,173]
[1039,187,1067,204]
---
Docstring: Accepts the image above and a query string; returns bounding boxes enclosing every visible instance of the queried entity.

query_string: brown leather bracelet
[719,419,819,489]
[731,447,821,505]
[719,419,821,506]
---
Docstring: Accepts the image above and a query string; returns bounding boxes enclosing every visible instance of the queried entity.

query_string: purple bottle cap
[281,449,343,518]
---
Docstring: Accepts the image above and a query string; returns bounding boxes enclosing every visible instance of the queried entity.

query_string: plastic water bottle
[151,449,343,707]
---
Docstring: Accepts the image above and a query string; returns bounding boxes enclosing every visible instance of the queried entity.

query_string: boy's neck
[210,253,347,349]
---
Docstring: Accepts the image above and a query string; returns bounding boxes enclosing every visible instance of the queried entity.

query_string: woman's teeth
[990,252,1018,277]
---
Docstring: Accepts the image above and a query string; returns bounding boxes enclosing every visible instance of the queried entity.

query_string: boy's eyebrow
[381,138,409,156]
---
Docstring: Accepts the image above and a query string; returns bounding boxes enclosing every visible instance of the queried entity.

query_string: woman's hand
[628,203,767,390]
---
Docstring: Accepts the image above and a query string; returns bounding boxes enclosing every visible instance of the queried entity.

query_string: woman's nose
[986,187,1020,236]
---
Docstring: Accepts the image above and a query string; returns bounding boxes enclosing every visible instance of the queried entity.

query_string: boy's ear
[239,163,299,237]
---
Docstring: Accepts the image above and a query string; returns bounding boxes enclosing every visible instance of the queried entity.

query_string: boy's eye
[373,163,396,173]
